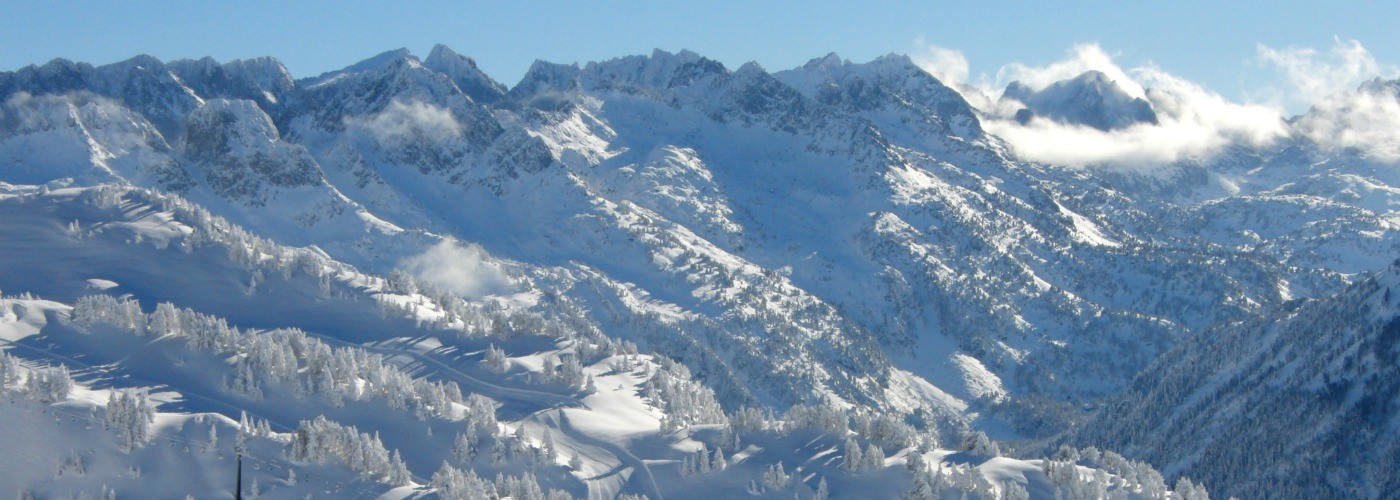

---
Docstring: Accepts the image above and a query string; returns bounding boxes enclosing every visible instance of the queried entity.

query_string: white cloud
[984,118,1232,169]
[1257,38,1399,112]
[968,44,1287,168]
[994,44,1145,99]
[348,99,463,144]
[1294,82,1400,161]
[1255,38,1400,161]
[910,41,1006,116]
[399,240,509,299]
[908,39,1400,167]
[912,38,970,86]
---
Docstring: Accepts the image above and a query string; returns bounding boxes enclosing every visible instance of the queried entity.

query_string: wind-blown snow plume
[911,38,970,87]
[399,240,509,299]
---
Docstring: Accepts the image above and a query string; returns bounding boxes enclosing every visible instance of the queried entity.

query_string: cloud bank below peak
[912,38,1400,168]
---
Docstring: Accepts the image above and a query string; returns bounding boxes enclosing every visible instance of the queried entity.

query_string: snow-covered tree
[463,393,500,431]
[1003,481,1030,500]
[0,352,18,391]
[906,449,926,473]
[23,365,73,403]
[542,428,558,463]
[491,438,508,465]
[147,302,181,337]
[711,447,727,471]
[511,425,529,458]
[495,471,548,500]
[907,462,998,499]
[696,443,711,474]
[784,402,848,436]
[1042,458,1108,500]
[641,358,726,430]
[72,297,475,422]
[853,410,917,449]
[484,344,510,373]
[864,443,885,470]
[227,356,264,400]
[452,429,479,465]
[844,438,864,472]
[961,430,1000,457]
[388,450,412,487]
[288,415,411,486]
[432,462,491,500]
[105,389,155,452]
[762,462,790,490]
[1174,477,1210,500]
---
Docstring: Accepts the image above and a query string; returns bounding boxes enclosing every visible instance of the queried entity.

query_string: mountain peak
[104,54,167,72]
[571,49,727,91]
[510,59,582,98]
[427,44,467,65]
[0,58,93,97]
[224,57,294,88]
[735,61,766,76]
[37,57,83,71]
[1357,76,1400,96]
[305,48,416,87]
[1071,69,1111,85]
[773,53,984,142]
[651,48,704,64]
[1002,69,1158,130]
[871,52,915,67]
[166,56,294,109]
[424,44,507,104]
[801,52,847,71]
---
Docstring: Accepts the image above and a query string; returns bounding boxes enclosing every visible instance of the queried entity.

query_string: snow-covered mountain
[0,46,1396,498]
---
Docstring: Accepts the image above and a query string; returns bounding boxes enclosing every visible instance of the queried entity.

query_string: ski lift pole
[235,448,243,499]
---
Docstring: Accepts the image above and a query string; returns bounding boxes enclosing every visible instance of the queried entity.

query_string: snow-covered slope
[1078,263,1400,499]
[0,184,1198,499]
[0,91,187,188]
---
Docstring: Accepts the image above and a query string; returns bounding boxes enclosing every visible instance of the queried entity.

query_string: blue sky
[2,1,1396,112]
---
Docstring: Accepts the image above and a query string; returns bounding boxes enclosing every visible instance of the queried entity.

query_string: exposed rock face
[180,98,323,205]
